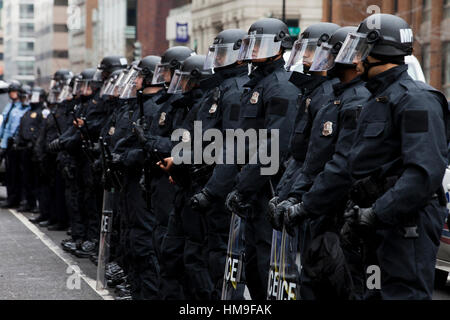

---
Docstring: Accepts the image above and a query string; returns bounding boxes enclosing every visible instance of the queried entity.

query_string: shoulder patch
[268,97,288,116]
[404,110,428,133]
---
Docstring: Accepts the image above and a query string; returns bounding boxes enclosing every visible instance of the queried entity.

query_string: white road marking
[9,209,114,300]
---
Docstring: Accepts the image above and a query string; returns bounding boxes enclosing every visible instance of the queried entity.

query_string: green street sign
[289,27,300,36]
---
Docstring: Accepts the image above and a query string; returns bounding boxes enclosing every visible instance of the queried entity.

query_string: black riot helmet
[168,55,212,94]
[238,18,293,62]
[78,68,100,96]
[335,13,413,66]
[98,56,128,75]
[310,26,357,72]
[204,29,247,70]
[286,22,340,71]
[30,86,47,104]
[19,84,31,100]
[152,46,195,86]
[8,80,22,93]
[136,55,162,88]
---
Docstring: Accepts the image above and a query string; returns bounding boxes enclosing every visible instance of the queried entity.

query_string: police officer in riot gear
[189,28,250,299]
[132,46,195,299]
[336,14,446,299]
[0,80,30,208]
[272,26,372,300]
[223,18,300,300]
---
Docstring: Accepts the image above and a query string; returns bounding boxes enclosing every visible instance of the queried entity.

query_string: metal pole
[282,0,286,22]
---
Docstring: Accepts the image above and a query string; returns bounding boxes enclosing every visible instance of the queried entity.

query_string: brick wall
[137,0,173,56]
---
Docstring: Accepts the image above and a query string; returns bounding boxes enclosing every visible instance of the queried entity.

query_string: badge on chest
[108,126,115,136]
[30,112,37,119]
[322,121,333,136]
[250,91,260,104]
[159,112,167,126]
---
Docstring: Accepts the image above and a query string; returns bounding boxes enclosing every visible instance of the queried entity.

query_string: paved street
[0,189,114,300]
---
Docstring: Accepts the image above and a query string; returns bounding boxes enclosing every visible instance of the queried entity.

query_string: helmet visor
[151,64,172,85]
[167,70,198,94]
[286,38,318,71]
[57,85,73,103]
[81,81,95,96]
[310,43,336,72]
[204,43,240,69]
[72,79,82,96]
[335,32,373,65]
[237,34,282,61]
[119,68,139,99]
[30,91,41,104]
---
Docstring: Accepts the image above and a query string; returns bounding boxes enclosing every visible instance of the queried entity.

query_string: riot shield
[221,212,246,300]
[277,227,301,300]
[266,229,283,300]
[96,190,114,290]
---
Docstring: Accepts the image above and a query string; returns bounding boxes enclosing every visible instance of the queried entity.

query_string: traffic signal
[134,41,142,61]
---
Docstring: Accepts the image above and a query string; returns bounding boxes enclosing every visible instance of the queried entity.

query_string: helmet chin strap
[361,54,405,80]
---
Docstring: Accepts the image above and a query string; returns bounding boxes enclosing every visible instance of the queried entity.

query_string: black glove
[133,121,148,146]
[109,152,123,170]
[284,202,311,236]
[270,197,299,231]
[48,139,61,153]
[225,190,252,219]
[191,189,214,211]
[344,205,379,238]
[268,196,280,229]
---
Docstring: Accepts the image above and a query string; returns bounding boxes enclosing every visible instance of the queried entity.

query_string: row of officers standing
[0,13,448,300]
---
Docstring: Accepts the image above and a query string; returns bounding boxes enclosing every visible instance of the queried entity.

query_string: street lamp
[282,0,286,23]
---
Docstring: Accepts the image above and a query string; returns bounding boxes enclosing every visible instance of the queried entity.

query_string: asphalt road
[0,190,449,300]
[0,205,113,300]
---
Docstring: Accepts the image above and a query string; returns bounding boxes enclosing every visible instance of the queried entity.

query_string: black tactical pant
[124,170,159,300]
[205,200,231,300]
[5,148,22,205]
[20,148,37,209]
[49,167,68,227]
[70,157,99,241]
[244,190,273,301]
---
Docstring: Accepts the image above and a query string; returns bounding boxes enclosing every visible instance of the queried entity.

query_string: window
[445,0,450,20]
[443,42,450,99]
[421,44,430,83]
[18,41,34,56]
[17,61,34,76]
[423,0,431,22]
[127,0,137,27]
[19,4,34,19]
[19,23,34,37]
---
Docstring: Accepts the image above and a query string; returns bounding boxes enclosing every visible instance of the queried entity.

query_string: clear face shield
[237,34,282,61]
[72,79,82,96]
[335,32,374,65]
[30,91,42,104]
[309,42,339,72]
[80,81,94,96]
[286,37,319,71]
[204,43,241,69]
[119,68,139,99]
[110,70,127,97]
[167,70,199,94]
[151,63,172,86]
[57,84,73,103]
[100,77,114,98]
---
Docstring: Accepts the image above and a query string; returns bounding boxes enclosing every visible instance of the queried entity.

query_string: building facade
[166,3,193,49]
[190,0,322,54]
[2,0,36,84]
[34,0,70,88]
[68,0,98,73]
[92,0,136,65]
[322,0,450,98]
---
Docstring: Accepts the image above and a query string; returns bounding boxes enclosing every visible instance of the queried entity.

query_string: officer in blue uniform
[0,81,30,208]
[224,18,300,300]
